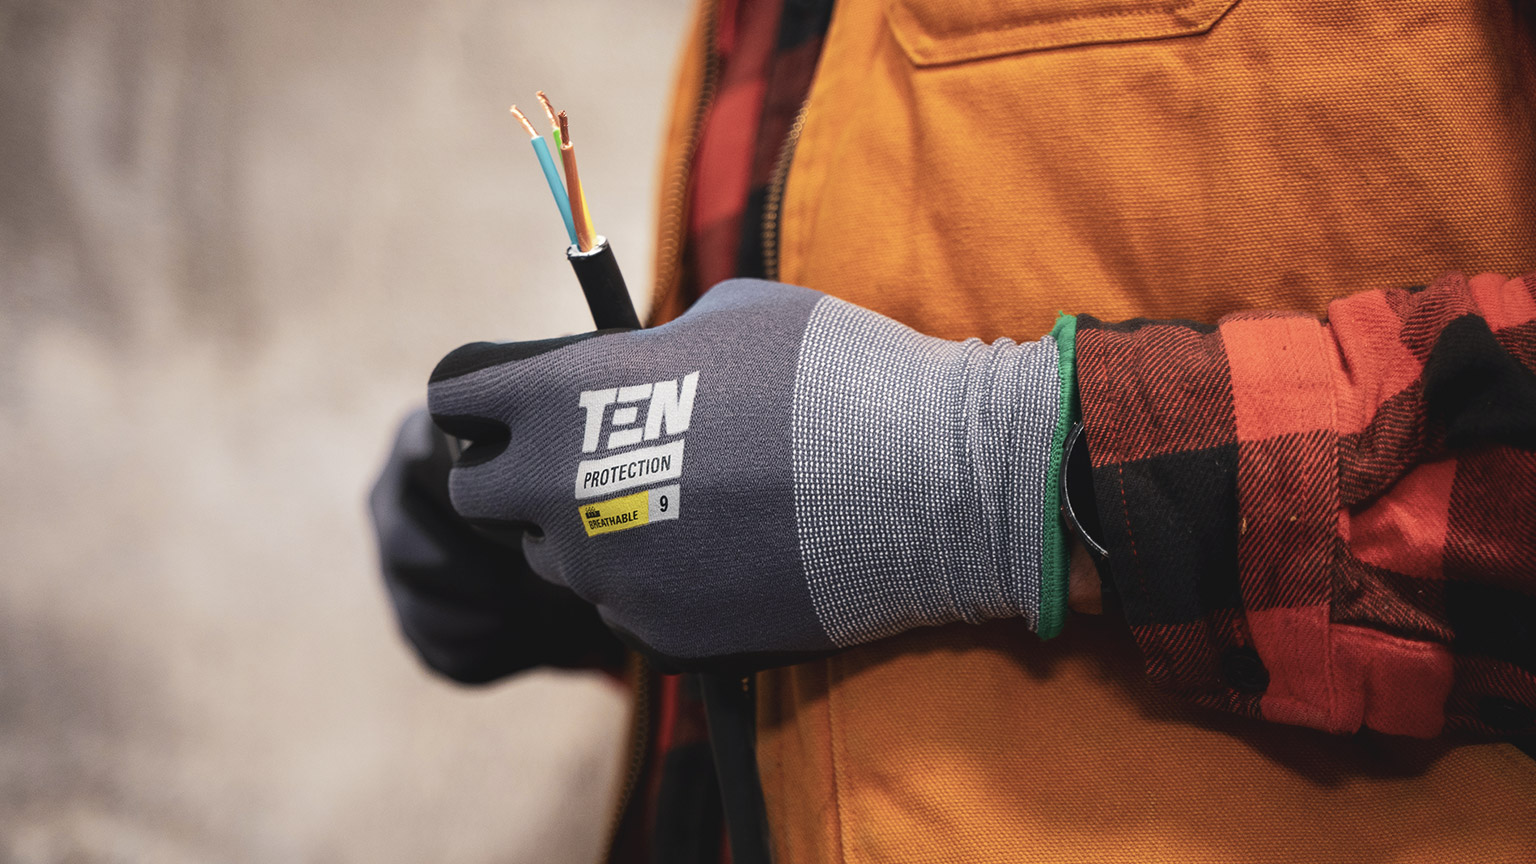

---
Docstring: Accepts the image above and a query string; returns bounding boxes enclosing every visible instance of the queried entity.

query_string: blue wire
[531,136,578,245]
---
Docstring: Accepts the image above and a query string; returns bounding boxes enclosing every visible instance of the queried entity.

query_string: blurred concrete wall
[0,0,690,860]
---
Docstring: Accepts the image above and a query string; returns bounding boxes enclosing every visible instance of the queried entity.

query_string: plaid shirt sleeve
[1076,271,1536,738]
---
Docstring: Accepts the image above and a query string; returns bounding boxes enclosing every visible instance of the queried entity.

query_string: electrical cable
[509,93,636,329]
[520,93,748,864]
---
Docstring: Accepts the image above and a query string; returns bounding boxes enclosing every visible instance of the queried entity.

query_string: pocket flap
[887,0,1241,66]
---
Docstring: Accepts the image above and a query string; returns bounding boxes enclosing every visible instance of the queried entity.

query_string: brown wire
[559,111,597,251]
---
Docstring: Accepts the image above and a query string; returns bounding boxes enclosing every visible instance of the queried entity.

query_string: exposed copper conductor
[509,105,539,138]
[536,91,559,131]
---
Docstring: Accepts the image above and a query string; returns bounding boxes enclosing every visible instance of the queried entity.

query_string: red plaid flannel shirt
[684,0,829,293]
[1077,271,1536,738]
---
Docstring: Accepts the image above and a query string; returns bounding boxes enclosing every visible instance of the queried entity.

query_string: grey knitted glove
[428,279,1077,669]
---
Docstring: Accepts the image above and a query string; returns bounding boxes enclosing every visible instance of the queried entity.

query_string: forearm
[1073,271,1536,736]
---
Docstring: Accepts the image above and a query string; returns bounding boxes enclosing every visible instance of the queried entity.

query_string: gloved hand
[428,279,1077,670]
[369,408,624,683]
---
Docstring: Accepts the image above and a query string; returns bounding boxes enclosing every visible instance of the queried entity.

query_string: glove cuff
[790,297,1065,644]
[1036,313,1080,639]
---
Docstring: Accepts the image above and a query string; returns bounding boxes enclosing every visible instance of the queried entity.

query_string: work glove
[428,279,1078,670]
[369,408,624,683]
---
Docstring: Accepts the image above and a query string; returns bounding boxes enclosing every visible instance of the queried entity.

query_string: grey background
[0,0,691,859]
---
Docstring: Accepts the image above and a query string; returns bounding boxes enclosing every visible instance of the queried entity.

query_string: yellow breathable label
[580,483,680,537]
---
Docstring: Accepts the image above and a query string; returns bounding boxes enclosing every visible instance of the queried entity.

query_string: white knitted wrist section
[790,296,1060,647]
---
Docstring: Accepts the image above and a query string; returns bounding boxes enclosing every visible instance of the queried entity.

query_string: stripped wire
[558,110,597,251]
[536,91,563,149]
[511,104,578,245]
[509,103,538,138]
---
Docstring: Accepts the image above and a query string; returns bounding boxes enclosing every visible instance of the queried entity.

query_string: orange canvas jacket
[645,1,1536,860]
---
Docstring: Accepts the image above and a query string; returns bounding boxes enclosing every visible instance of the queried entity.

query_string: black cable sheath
[567,236,641,330]
[565,236,774,861]
[699,673,771,864]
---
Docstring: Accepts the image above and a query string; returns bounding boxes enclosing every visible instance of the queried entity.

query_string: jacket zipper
[652,0,724,318]
[761,101,809,282]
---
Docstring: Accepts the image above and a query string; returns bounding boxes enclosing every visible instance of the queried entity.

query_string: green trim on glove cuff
[1037,313,1080,639]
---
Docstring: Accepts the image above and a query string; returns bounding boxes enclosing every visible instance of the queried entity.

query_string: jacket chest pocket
[886,0,1241,66]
